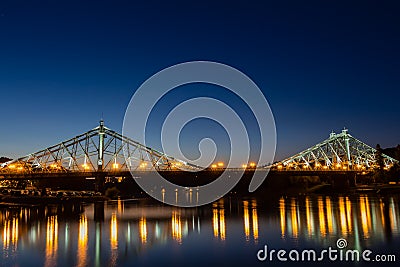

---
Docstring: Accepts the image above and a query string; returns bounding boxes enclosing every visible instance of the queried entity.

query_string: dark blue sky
[1,0,400,162]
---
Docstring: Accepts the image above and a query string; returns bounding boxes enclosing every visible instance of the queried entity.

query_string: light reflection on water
[0,194,399,266]
[77,215,87,267]
[45,215,58,267]
[279,195,400,249]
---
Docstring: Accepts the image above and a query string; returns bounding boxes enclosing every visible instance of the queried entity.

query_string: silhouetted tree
[376,144,384,168]
[396,144,400,161]
[375,144,385,182]
[0,157,12,163]
[105,186,120,199]
[387,163,400,182]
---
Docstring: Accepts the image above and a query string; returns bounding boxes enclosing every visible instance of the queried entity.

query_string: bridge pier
[95,173,105,194]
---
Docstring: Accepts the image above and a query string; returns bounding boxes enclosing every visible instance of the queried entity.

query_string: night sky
[1,1,400,164]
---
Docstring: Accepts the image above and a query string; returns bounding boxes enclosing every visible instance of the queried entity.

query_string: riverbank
[2,184,400,207]
[306,183,400,195]
[0,194,108,206]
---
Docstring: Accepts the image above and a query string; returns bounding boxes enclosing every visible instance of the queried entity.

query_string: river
[1,194,399,266]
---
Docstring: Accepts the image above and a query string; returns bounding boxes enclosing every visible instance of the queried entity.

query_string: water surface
[1,194,399,266]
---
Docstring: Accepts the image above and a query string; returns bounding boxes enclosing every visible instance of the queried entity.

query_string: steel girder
[273,129,398,171]
[0,121,201,174]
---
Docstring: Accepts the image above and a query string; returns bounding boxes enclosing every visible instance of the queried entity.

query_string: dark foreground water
[1,194,399,267]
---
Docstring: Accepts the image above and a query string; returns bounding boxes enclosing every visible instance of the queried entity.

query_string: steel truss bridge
[270,129,398,172]
[0,122,398,179]
[0,120,200,178]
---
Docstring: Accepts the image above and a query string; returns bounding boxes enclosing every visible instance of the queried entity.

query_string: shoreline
[0,194,108,206]
[1,183,400,207]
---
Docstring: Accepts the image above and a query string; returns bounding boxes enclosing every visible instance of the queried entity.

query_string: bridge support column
[95,173,105,193]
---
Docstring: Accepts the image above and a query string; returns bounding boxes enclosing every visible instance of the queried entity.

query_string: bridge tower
[343,128,352,167]
[96,119,106,192]
[97,119,105,172]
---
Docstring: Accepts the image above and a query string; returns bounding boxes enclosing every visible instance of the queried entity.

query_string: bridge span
[0,121,398,192]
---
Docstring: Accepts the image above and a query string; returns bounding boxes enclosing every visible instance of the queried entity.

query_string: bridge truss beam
[0,121,201,174]
[273,129,398,171]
